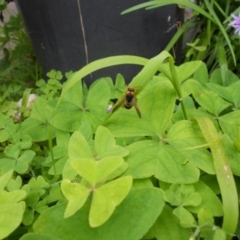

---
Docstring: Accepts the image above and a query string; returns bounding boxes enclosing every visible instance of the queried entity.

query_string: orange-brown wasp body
[112,87,141,118]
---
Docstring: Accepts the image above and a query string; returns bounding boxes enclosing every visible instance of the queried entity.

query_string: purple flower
[229,13,240,35]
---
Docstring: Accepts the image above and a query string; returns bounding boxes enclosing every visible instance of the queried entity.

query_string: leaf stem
[168,57,188,120]
[48,125,56,176]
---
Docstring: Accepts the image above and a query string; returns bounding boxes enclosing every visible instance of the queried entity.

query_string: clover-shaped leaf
[68,131,92,159]
[61,176,132,227]
[89,176,132,227]
[173,206,196,228]
[125,141,199,184]
[0,190,26,204]
[186,181,223,216]
[94,126,129,158]
[15,150,35,174]
[164,184,201,207]
[71,156,124,185]
[28,176,49,190]
[0,169,13,191]
[0,202,25,239]
[61,179,90,218]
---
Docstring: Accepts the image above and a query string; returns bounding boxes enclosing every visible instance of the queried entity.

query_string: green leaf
[58,55,148,105]
[28,176,49,189]
[186,181,223,216]
[219,111,240,141]
[0,202,25,239]
[198,208,214,228]
[173,206,196,228]
[84,80,110,123]
[89,176,132,227]
[62,80,83,106]
[4,144,21,159]
[25,191,40,207]
[213,228,226,240]
[62,159,78,180]
[78,121,92,141]
[181,185,201,207]
[0,112,11,142]
[166,120,215,174]
[207,83,233,103]
[68,131,92,159]
[164,184,201,207]
[20,135,32,149]
[15,150,35,174]
[227,81,240,107]
[23,208,34,226]
[144,205,191,240]
[46,184,63,204]
[61,179,90,218]
[124,141,199,183]
[7,176,22,191]
[105,80,176,137]
[106,162,128,181]
[19,118,49,142]
[222,134,240,176]
[177,61,202,83]
[155,145,199,184]
[31,97,53,122]
[0,190,26,204]
[0,169,13,191]
[94,126,129,158]
[163,184,182,206]
[193,62,208,84]
[53,80,111,131]
[20,233,60,240]
[36,200,48,214]
[216,38,228,86]
[0,157,15,174]
[188,80,231,115]
[71,156,124,185]
[209,68,239,85]
[50,109,83,132]
[132,178,154,189]
[33,188,164,240]
[138,80,176,135]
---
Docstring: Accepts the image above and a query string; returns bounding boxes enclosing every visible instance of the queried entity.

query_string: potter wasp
[111,87,141,118]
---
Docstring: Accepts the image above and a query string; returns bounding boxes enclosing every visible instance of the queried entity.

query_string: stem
[213,1,227,18]
[168,57,188,120]
[48,125,56,176]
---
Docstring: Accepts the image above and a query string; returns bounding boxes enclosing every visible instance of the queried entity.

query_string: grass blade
[196,117,238,238]
[204,0,236,65]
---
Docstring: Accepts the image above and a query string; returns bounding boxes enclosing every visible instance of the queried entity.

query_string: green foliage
[122,0,240,81]
[0,10,42,118]
[1,52,240,239]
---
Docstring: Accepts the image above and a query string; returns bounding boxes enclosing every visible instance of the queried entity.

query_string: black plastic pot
[16,0,183,84]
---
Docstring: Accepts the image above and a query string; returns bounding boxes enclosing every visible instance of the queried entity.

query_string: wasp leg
[111,96,125,114]
[132,98,141,118]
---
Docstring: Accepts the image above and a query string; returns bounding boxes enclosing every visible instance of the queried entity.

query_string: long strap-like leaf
[196,117,238,238]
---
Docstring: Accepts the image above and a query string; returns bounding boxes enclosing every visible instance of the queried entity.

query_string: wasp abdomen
[124,103,132,109]
[125,92,134,102]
